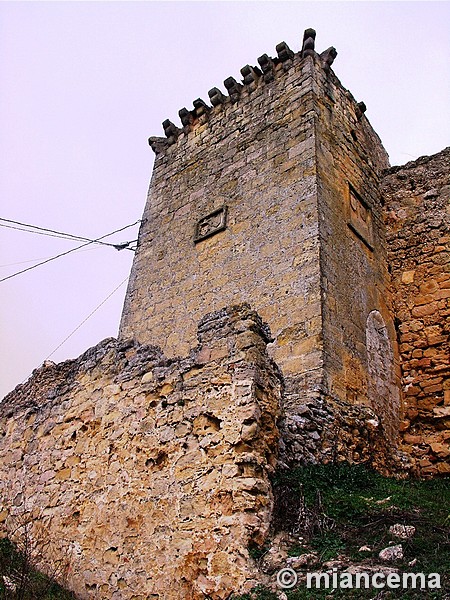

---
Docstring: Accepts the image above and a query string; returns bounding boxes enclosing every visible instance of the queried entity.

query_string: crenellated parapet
[1,27,447,600]
[148,28,365,155]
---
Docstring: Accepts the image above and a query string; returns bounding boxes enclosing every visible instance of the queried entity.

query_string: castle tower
[120,30,400,439]
[1,29,447,600]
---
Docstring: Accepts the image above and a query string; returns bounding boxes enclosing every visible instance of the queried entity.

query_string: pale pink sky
[1,1,449,399]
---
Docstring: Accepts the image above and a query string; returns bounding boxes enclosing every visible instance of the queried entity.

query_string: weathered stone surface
[0,27,448,600]
[0,305,282,599]
[382,147,450,476]
[379,544,404,562]
[119,35,400,473]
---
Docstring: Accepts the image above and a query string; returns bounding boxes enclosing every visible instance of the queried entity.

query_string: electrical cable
[0,246,103,268]
[0,221,140,283]
[43,275,129,362]
[0,221,88,242]
[0,217,140,250]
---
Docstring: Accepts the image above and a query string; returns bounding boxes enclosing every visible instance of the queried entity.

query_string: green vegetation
[234,463,450,600]
[248,545,270,561]
[231,586,278,600]
[0,538,75,600]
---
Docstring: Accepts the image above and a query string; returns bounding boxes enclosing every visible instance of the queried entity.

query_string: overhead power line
[0,221,140,283]
[17,275,130,386]
[0,246,101,269]
[0,217,140,250]
[43,275,130,362]
[0,221,91,243]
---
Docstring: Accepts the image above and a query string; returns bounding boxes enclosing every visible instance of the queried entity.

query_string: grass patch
[248,544,270,561]
[310,531,346,561]
[0,537,75,600]
[235,587,447,600]
[230,586,278,600]
[273,463,449,570]
[235,463,449,599]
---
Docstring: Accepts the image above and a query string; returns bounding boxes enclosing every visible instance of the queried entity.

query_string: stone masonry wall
[1,29,448,600]
[382,148,450,477]
[0,305,282,599]
[313,57,400,444]
[119,33,402,449]
[117,31,408,475]
[120,36,325,403]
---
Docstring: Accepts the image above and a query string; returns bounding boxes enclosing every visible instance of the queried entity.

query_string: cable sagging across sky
[0,220,141,283]
[0,217,140,250]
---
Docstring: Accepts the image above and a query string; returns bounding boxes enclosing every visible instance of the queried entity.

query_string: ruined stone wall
[0,305,282,599]
[382,148,450,476]
[1,28,448,600]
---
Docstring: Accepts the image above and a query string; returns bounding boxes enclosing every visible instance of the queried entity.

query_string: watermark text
[276,567,441,591]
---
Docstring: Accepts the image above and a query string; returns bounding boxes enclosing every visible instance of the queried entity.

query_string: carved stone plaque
[194,206,228,243]
[347,186,373,249]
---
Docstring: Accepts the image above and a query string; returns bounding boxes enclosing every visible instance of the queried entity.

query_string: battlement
[148,29,367,156]
[0,28,447,600]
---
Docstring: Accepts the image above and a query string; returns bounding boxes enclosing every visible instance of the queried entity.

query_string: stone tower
[119,29,400,440]
[2,29,448,600]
